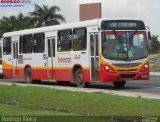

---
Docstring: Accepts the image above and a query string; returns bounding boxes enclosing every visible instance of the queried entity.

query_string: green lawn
[150,66,160,72]
[0,84,160,116]
[0,104,72,116]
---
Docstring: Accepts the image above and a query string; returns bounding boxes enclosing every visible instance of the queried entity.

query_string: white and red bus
[2,18,150,88]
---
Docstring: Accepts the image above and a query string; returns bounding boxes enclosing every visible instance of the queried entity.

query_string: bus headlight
[140,63,149,71]
[105,65,115,73]
[144,64,149,68]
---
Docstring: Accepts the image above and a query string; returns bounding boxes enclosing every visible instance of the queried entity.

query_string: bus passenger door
[89,33,100,81]
[12,41,18,77]
[47,37,55,79]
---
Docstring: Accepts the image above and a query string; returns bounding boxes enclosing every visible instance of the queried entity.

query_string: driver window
[133,34,139,46]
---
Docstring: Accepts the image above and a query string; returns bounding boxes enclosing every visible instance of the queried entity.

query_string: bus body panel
[2,55,13,78]
[2,18,150,84]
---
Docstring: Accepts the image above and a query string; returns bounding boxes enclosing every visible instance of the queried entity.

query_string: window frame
[3,37,11,55]
[19,36,23,54]
[22,34,33,54]
[73,27,87,51]
[57,29,72,52]
[33,33,45,53]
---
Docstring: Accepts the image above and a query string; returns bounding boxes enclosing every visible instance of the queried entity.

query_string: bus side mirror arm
[148,31,151,40]
[146,26,151,40]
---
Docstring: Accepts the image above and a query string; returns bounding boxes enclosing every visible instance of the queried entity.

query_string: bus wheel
[74,68,88,88]
[57,81,70,86]
[34,80,41,84]
[113,81,126,88]
[25,67,33,84]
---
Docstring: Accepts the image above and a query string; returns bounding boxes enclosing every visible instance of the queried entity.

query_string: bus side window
[57,30,72,52]
[3,37,11,55]
[73,28,87,51]
[22,34,33,54]
[19,36,23,54]
[33,33,45,53]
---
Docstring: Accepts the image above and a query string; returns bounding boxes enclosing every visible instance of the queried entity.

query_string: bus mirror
[148,31,151,40]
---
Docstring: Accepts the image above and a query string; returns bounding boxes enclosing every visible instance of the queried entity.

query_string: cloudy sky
[0,0,159,38]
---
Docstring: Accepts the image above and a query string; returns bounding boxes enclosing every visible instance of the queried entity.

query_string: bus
[0,39,2,77]
[2,18,151,88]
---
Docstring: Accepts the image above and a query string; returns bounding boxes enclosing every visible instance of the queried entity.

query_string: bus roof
[2,18,144,38]
[3,19,100,37]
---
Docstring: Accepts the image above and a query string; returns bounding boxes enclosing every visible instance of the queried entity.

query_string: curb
[150,72,160,76]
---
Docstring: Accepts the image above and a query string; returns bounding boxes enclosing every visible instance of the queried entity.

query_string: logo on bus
[58,57,71,64]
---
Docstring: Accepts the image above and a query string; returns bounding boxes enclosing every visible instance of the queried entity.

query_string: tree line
[0,4,159,54]
[0,4,65,38]
[149,35,160,54]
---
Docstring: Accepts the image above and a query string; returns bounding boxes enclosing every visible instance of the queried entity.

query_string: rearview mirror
[148,31,151,40]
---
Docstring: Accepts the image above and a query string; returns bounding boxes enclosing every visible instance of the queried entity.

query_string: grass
[0,104,72,116]
[0,84,160,116]
[150,66,160,72]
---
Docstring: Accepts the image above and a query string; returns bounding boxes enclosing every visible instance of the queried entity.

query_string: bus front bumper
[100,70,149,82]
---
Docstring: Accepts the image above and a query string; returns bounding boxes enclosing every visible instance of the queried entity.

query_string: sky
[0,0,159,39]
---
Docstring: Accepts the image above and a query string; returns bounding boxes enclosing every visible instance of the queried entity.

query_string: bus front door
[47,37,55,79]
[90,33,100,81]
[12,41,18,77]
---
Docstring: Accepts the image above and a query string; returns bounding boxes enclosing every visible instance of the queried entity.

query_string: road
[0,75,159,99]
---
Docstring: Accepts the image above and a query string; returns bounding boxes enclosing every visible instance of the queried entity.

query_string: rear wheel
[25,67,41,84]
[74,68,89,88]
[113,81,126,88]
[25,67,33,84]
[33,80,41,84]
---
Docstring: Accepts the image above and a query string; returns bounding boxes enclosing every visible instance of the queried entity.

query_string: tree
[16,13,33,30]
[149,35,160,54]
[30,4,65,27]
[0,16,17,36]
[0,13,32,37]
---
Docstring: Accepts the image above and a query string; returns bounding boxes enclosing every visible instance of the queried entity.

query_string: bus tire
[113,81,126,88]
[57,81,70,86]
[25,68,41,84]
[25,67,33,84]
[34,80,41,84]
[74,68,89,88]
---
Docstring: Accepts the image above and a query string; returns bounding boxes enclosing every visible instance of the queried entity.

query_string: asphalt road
[0,75,159,95]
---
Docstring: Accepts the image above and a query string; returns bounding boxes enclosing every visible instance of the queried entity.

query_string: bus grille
[120,74,136,79]
[113,63,141,68]
[117,69,138,72]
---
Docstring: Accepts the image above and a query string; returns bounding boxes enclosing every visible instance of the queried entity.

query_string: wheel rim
[77,74,83,85]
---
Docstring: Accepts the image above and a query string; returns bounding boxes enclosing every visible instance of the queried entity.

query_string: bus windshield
[101,31,148,61]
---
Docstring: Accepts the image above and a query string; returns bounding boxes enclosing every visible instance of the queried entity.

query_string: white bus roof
[3,19,100,37]
[3,18,144,38]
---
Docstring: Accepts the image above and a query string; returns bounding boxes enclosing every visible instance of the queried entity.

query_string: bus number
[74,55,80,59]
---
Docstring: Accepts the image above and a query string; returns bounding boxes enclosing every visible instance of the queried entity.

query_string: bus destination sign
[109,22,137,28]
[101,20,145,30]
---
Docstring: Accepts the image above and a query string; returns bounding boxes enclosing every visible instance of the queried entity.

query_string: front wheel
[113,81,126,88]
[57,81,70,86]
[74,68,89,88]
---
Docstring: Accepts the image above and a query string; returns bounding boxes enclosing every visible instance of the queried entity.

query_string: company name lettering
[58,57,71,63]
